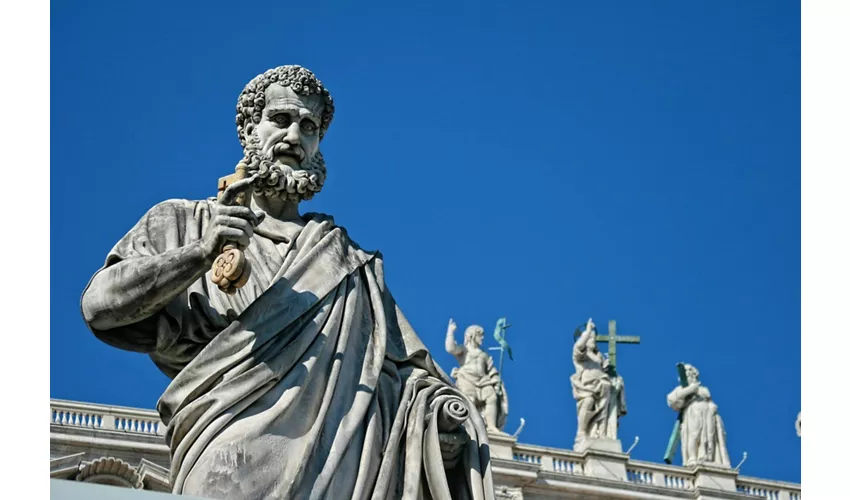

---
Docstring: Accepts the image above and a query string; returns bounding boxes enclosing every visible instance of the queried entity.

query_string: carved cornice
[76,457,143,489]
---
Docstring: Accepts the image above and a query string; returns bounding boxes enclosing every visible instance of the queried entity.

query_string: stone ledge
[491,456,541,486]
[51,432,170,454]
[538,470,694,499]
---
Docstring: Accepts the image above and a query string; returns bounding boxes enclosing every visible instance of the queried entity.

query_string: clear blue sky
[51,0,800,483]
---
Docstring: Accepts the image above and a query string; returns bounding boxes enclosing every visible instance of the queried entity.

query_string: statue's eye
[272,113,292,127]
[301,119,317,134]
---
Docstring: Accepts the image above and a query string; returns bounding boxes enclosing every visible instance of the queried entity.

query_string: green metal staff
[492,317,513,377]
[663,363,690,464]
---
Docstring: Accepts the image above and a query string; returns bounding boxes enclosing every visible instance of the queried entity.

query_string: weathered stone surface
[80,65,494,500]
[666,364,731,468]
[570,319,627,450]
[445,318,509,433]
[51,398,803,500]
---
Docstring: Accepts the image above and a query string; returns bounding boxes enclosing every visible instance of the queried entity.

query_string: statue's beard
[242,146,326,203]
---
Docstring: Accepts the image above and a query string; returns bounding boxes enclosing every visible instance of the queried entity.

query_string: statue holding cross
[665,363,731,467]
[570,318,639,451]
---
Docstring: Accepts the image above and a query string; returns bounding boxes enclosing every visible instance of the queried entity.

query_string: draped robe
[449,348,509,431]
[570,343,626,441]
[83,199,495,500]
[667,385,730,467]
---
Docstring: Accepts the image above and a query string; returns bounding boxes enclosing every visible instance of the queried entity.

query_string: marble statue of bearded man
[81,65,496,500]
[666,363,730,467]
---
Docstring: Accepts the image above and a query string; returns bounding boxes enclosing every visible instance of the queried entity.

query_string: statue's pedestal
[576,438,628,481]
[574,437,622,454]
[693,463,738,493]
[487,431,517,460]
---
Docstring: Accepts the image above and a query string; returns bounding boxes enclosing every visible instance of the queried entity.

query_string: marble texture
[445,319,509,433]
[51,397,804,500]
[570,319,627,451]
[81,65,495,500]
[666,364,731,468]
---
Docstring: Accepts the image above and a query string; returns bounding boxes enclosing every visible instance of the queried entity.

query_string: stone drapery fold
[83,199,495,500]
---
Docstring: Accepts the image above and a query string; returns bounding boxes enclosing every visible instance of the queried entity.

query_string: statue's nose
[285,122,301,144]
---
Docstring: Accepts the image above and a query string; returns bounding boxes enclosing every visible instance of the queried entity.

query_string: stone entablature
[50,399,801,500]
[50,399,170,492]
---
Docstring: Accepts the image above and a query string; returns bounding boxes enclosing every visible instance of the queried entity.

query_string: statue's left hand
[439,428,469,469]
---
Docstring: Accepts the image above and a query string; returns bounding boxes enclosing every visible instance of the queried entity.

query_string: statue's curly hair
[235,65,335,147]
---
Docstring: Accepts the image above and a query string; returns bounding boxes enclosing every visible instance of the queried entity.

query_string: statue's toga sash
[154,221,494,499]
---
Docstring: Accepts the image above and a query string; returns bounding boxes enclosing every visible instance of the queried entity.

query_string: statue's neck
[250,196,307,242]
[252,195,302,222]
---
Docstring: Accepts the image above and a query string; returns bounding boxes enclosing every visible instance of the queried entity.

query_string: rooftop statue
[445,318,509,433]
[665,363,731,467]
[570,318,627,451]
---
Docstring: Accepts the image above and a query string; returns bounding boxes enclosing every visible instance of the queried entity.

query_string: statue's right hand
[202,174,265,258]
[447,318,457,335]
[201,205,265,259]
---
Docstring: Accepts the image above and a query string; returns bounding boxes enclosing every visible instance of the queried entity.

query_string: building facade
[50,398,801,500]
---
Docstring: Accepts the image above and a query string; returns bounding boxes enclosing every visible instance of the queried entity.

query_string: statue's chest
[464,350,488,370]
[206,235,298,318]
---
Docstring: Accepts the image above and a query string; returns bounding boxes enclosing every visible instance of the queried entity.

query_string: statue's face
[250,83,324,168]
[465,326,484,347]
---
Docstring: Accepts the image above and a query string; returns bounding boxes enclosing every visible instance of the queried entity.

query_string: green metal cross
[595,320,640,371]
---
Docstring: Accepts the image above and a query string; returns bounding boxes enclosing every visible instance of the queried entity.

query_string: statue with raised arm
[666,363,731,467]
[445,318,509,433]
[570,318,627,450]
[80,65,495,500]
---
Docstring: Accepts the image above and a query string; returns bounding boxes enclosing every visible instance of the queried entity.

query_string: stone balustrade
[51,399,165,436]
[625,460,696,490]
[492,434,801,499]
[735,476,801,500]
[513,443,584,475]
